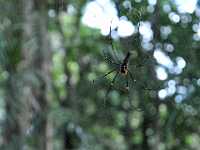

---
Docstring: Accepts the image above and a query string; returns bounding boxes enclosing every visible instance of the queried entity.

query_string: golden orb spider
[93,24,153,104]
[93,49,137,102]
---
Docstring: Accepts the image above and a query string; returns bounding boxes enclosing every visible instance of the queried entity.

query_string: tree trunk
[1,0,23,149]
[21,0,52,149]
[2,0,52,149]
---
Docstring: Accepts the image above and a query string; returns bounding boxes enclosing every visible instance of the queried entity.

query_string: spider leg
[104,71,119,106]
[109,25,121,64]
[127,69,136,83]
[105,57,120,66]
[126,70,144,112]
[127,69,153,91]
[93,68,117,84]
[102,49,121,66]
[102,68,116,78]
[127,69,147,90]
[126,74,129,91]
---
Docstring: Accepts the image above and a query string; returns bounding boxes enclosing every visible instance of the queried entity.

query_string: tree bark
[21,0,52,149]
[1,0,23,149]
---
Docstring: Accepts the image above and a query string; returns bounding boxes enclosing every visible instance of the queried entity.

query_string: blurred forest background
[0,0,200,149]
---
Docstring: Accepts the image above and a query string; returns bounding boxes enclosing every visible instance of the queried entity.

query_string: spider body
[120,51,130,75]
[120,64,128,75]
[94,21,154,105]
[95,51,133,92]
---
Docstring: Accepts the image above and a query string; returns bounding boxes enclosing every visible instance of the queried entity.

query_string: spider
[101,50,134,90]
[93,50,137,100]
[93,49,156,109]
[93,24,153,103]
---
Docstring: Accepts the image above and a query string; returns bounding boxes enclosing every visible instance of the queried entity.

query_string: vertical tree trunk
[1,0,23,149]
[2,0,52,149]
[2,0,53,150]
[2,75,23,150]
[21,0,52,149]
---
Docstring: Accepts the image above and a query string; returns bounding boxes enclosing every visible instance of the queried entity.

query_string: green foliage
[0,0,200,149]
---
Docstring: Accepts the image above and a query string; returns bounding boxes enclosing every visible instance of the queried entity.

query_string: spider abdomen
[120,64,128,75]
